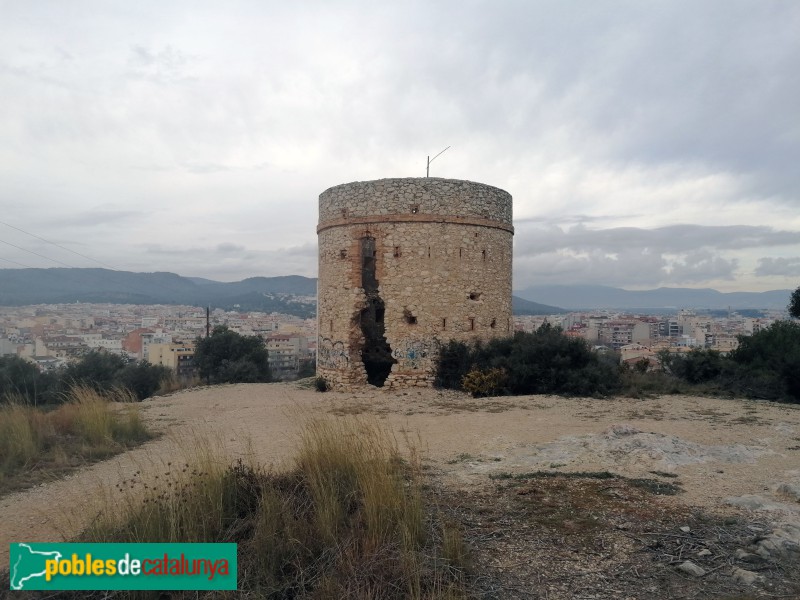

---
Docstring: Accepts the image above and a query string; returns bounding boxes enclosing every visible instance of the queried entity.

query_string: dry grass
[0,386,153,495]
[78,417,469,599]
[155,375,201,396]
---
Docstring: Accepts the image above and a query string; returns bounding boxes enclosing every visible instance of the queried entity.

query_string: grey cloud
[216,243,245,254]
[133,241,317,281]
[180,162,232,174]
[45,210,145,227]
[755,257,800,277]
[667,251,738,283]
[514,214,646,225]
[516,224,800,256]
[514,246,737,289]
[279,243,317,258]
[512,224,784,288]
[127,44,196,84]
[178,161,272,174]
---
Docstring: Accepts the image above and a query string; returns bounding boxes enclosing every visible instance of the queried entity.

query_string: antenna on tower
[426,146,450,177]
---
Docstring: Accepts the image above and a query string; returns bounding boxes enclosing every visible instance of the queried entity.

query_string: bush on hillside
[61,350,171,401]
[436,325,621,397]
[194,326,272,384]
[0,351,170,404]
[0,355,59,405]
[728,320,800,401]
[658,348,728,385]
[654,321,800,403]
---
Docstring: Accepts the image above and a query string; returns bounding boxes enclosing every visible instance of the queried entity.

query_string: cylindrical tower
[317,177,513,389]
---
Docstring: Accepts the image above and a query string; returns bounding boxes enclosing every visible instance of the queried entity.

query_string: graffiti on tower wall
[317,338,349,370]
[391,339,439,370]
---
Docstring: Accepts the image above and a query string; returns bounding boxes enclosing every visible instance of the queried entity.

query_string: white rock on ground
[732,567,763,586]
[677,561,706,577]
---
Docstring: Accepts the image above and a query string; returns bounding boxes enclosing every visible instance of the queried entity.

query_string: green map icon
[10,543,63,590]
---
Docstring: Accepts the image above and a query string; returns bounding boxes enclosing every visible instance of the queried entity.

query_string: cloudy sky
[1,1,798,292]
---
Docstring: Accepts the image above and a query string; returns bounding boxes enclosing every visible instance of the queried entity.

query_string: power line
[0,256,36,268]
[0,238,77,268]
[0,219,117,270]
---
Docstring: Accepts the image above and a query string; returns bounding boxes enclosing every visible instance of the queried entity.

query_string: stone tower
[316,177,513,389]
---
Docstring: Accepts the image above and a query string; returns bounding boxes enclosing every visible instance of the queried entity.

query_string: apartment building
[147,342,196,379]
[265,335,310,379]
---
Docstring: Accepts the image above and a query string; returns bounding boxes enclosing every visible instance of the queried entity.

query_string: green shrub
[0,356,59,405]
[728,320,800,401]
[194,326,272,384]
[314,376,329,392]
[436,325,621,397]
[461,367,507,397]
[655,321,800,403]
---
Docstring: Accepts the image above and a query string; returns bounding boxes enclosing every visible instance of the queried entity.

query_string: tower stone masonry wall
[317,177,513,390]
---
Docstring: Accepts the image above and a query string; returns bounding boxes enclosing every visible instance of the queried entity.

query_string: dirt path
[2,383,800,569]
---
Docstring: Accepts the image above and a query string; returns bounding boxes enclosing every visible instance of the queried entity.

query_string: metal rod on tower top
[426,146,450,177]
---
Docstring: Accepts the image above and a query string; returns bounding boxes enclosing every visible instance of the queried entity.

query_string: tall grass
[0,403,40,474]
[82,418,469,599]
[0,385,153,494]
[155,374,201,396]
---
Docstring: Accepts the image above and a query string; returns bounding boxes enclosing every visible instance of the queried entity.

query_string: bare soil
[2,383,800,598]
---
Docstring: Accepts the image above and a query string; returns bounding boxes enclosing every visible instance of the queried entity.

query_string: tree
[61,349,171,400]
[729,320,800,402]
[62,350,127,392]
[0,356,58,404]
[435,326,621,397]
[194,326,271,384]
[790,286,800,319]
[117,361,172,400]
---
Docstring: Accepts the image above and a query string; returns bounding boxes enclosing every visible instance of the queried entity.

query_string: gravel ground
[2,382,799,596]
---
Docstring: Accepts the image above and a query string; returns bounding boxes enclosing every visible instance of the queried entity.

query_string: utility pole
[205,306,211,386]
[426,146,450,177]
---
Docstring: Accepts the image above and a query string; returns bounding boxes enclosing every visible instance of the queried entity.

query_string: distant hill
[512,295,567,315]
[0,269,317,317]
[0,268,568,318]
[514,284,792,311]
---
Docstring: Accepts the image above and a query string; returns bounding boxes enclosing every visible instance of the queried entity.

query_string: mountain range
[0,269,791,315]
[0,269,318,317]
[513,284,792,311]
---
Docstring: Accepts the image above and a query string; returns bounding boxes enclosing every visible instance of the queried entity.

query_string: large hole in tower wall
[359,237,396,387]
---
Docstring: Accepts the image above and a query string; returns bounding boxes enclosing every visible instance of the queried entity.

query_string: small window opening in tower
[482,249,486,261]
[341,208,348,218]
[442,317,447,329]
[490,318,497,329]
[394,246,402,258]
[468,317,475,331]
[469,292,482,301]
[474,232,479,238]
[340,249,347,259]
[427,246,431,258]
[403,309,417,325]
[411,204,419,214]
[459,248,463,258]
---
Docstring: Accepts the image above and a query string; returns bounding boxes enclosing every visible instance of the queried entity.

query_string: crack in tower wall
[359,237,396,386]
